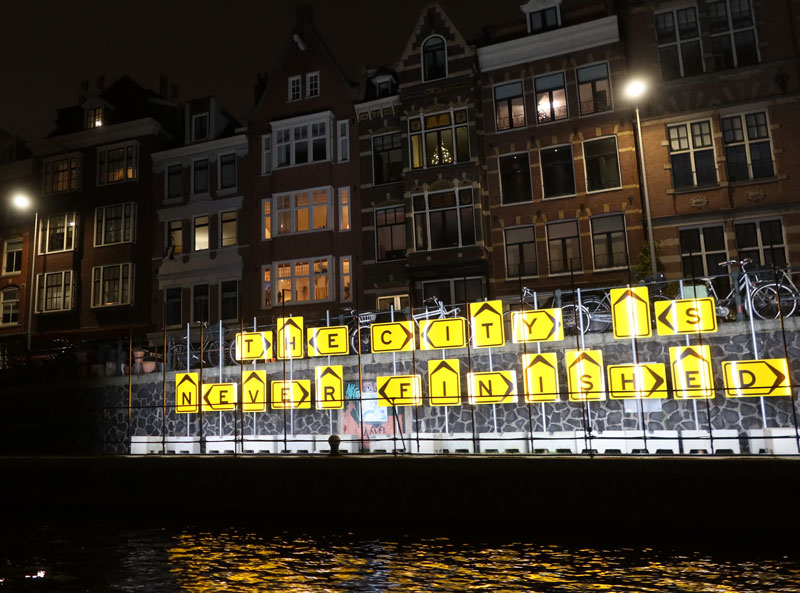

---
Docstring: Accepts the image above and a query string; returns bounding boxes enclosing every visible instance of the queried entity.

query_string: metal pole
[26,212,38,352]
[743,272,767,429]
[635,105,657,274]
[533,291,547,433]
[218,319,222,438]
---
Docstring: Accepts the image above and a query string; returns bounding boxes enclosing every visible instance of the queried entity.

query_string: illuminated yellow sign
[511,309,563,343]
[377,375,422,406]
[610,286,652,339]
[669,345,714,399]
[175,372,200,414]
[234,331,273,361]
[315,365,344,409]
[607,363,668,399]
[469,300,505,348]
[307,326,349,357]
[241,370,267,412]
[370,321,415,353]
[566,349,606,401]
[270,380,312,409]
[201,383,238,412]
[655,298,717,335]
[276,317,304,360]
[521,353,560,402]
[722,358,792,398]
[467,371,517,404]
[427,359,461,406]
[420,318,467,350]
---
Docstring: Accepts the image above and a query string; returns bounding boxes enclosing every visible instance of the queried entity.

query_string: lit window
[412,188,475,251]
[709,0,759,70]
[535,72,568,124]
[583,137,621,192]
[306,71,320,97]
[499,153,532,204]
[288,76,302,101]
[36,270,73,313]
[422,36,447,81]
[547,220,581,274]
[97,142,138,185]
[341,256,352,302]
[655,7,704,80]
[263,201,271,240]
[91,263,133,307]
[95,203,135,246]
[263,268,271,308]
[194,216,209,251]
[421,277,483,306]
[221,211,237,247]
[192,113,209,141]
[577,63,612,116]
[220,280,238,320]
[192,159,209,194]
[273,188,331,235]
[505,226,538,278]
[219,153,236,190]
[494,81,526,131]
[168,220,183,255]
[409,110,469,169]
[43,156,80,194]
[591,215,627,269]
[540,145,576,198]
[722,112,774,182]
[3,238,22,275]
[167,164,182,199]
[271,258,332,304]
[86,107,103,128]
[377,295,409,312]
[668,120,717,189]
[338,187,350,231]
[38,213,77,254]
[0,286,19,325]
[375,206,406,261]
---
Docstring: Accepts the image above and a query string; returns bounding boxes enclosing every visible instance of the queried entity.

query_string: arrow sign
[669,345,714,399]
[420,318,466,350]
[655,298,717,335]
[722,358,792,398]
[276,317,305,360]
[270,380,312,409]
[242,370,267,412]
[175,372,200,414]
[469,300,505,348]
[521,353,560,402]
[307,326,349,357]
[512,309,563,343]
[315,365,344,409]
[370,321,415,353]
[611,286,652,339]
[234,331,273,361]
[201,383,238,412]
[607,363,667,399]
[377,375,422,406]
[427,359,461,405]
[467,370,517,404]
[566,349,606,401]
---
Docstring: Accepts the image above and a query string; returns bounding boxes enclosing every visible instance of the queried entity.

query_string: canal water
[1,519,798,592]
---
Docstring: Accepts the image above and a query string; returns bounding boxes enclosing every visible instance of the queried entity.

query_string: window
[583,137,621,192]
[306,71,320,97]
[377,295,409,312]
[505,226,537,278]
[655,7,703,80]
[668,120,717,189]
[167,220,183,256]
[263,268,272,308]
[577,63,612,116]
[263,201,271,240]
[219,154,236,190]
[679,225,728,278]
[547,220,581,274]
[95,203,135,246]
[422,277,483,306]
[529,6,560,34]
[273,258,332,304]
[38,212,76,254]
[337,120,349,162]
[220,280,238,320]
[540,145,576,198]
[86,107,103,129]
[192,159,209,194]
[591,215,627,269]
[338,187,350,231]
[722,112,773,181]
[221,211,237,247]
[43,156,80,194]
[735,219,786,267]
[0,286,19,325]
[409,109,469,169]
[499,153,532,204]
[192,113,209,141]
[373,133,403,184]
[273,188,331,235]
[36,270,73,313]
[535,72,568,124]
[288,76,302,101]
[165,287,181,327]
[709,0,759,70]
[341,256,352,302]
[167,164,182,199]
[92,263,133,307]
[261,134,272,174]
[3,238,22,275]
[494,82,525,131]
[376,206,406,261]
[422,36,446,81]
[273,118,330,167]
[192,284,209,322]
[98,142,138,185]
[194,216,209,251]
[413,188,475,251]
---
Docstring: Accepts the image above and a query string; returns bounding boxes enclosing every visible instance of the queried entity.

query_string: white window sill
[1,271,22,278]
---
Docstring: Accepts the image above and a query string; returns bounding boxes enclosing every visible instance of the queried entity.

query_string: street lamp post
[10,193,37,351]
[625,80,657,275]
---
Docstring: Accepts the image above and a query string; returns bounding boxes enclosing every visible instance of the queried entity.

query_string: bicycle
[412,297,460,325]
[168,323,235,370]
[343,308,376,355]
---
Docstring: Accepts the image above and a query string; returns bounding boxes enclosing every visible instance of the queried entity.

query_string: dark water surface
[1,518,798,592]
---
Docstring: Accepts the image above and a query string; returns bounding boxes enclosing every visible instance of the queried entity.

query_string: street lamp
[10,192,37,351]
[625,79,657,275]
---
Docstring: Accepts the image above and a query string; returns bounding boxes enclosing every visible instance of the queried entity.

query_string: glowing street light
[10,192,37,350]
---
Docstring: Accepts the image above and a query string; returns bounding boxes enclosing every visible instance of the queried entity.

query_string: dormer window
[422,36,446,81]
[306,72,320,97]
[372,75,396,98]
[529,7,560,34]
[192,113,209,141]
[86,107,103,129]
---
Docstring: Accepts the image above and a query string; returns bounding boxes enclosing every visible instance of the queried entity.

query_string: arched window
[0,286,19,325]
[422,36,446,81]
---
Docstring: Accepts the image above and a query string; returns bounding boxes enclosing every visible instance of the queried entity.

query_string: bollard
[328,434,341,456]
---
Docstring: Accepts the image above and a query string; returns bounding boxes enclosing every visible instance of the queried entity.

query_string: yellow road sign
[669,345,714,399]
[607,363,668,399]
[315,365,344,409]
[428,359,461,406]
[655,298,717,335]
[512,309,563,343]
[467,370,517,404]
[377,375,422,406]
[307,326,349,357]
[276,317,304,359]
[420,318,466,350]
[469,300,505,348]
[722,358,792,398]
[175,372,200,414]
[241,370,267,412]
[521,353,560,402]
[566,349,606,401]
[611,286,652,339]
[371,321,415,353]
[270,380,312,409]
[202,383,238,412]
[234,331,273,361]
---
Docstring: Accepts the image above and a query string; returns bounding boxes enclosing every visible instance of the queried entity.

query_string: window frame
[43,153,81,194]
[0,286,20,326]
[193,215,209,252]
[582,135,622,193]
[220,279,238,321]
[85,106,103,129]
[35,270,73,314]
[91,263,134,308]
[654,6,705,80]
[267,257,334,306]
[165,287,182,327]
[534,71,568,124]
[192,283,210,323]
[527,5,561,34]
[167,220,183,256]
[271,187,332,236]
[191,158,209,195]
[540,144,577,199]
[218,153,237,191]
[372,132,403,185]
[38,212,77,255]
[576,62,613,117]
[340,256,352,302]
[306,71,320,98]
[375,205,406,262]
[493,80,526,132]
[667,118,718,189]
[272,115,332,168]
[166,163,183,200]
[261,134,272,175]
[338,187,351,232]
[504,225,538,280]
[721,111,775,182]
[97,140,139,186]
[408,108,470,170]
[288,75,302,101]
[191,113,209,141]
[220,210,237,248]
[412,187,476,252]
[590,214,628,270]
[421,276,484,306]
[734,217,787,267]
[546,219,582,275]
[94,202,136,247]
[678,223,729,279]
[499,151,533,205]
[2,237,23,276]
[709,0,760,70]
[421,35,447,82]
[337,120,350,162]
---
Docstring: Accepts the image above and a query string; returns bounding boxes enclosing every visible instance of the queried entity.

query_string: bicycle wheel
[583,297,611,333]
[561,303,591,335]
[350,327,372,355]
[205,339,222,367]
[750,283,798,319]
[171,343,189,370]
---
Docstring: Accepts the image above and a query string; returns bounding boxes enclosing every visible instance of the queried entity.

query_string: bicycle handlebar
[718,258,753,268]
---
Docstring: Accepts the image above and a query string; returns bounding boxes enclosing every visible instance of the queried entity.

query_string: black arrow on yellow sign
[657,302,676,331]
[643,365,665,397]
[568,351,602,371]
[295,382,310,406]
[177,373,198,389]
[378,376,415,403]
[430,360,458,376]
[675,347,708,364]
[524,353,557,371]
[318,366,342,381]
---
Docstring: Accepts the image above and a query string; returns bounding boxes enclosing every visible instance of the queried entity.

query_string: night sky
[1,0,523,141]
